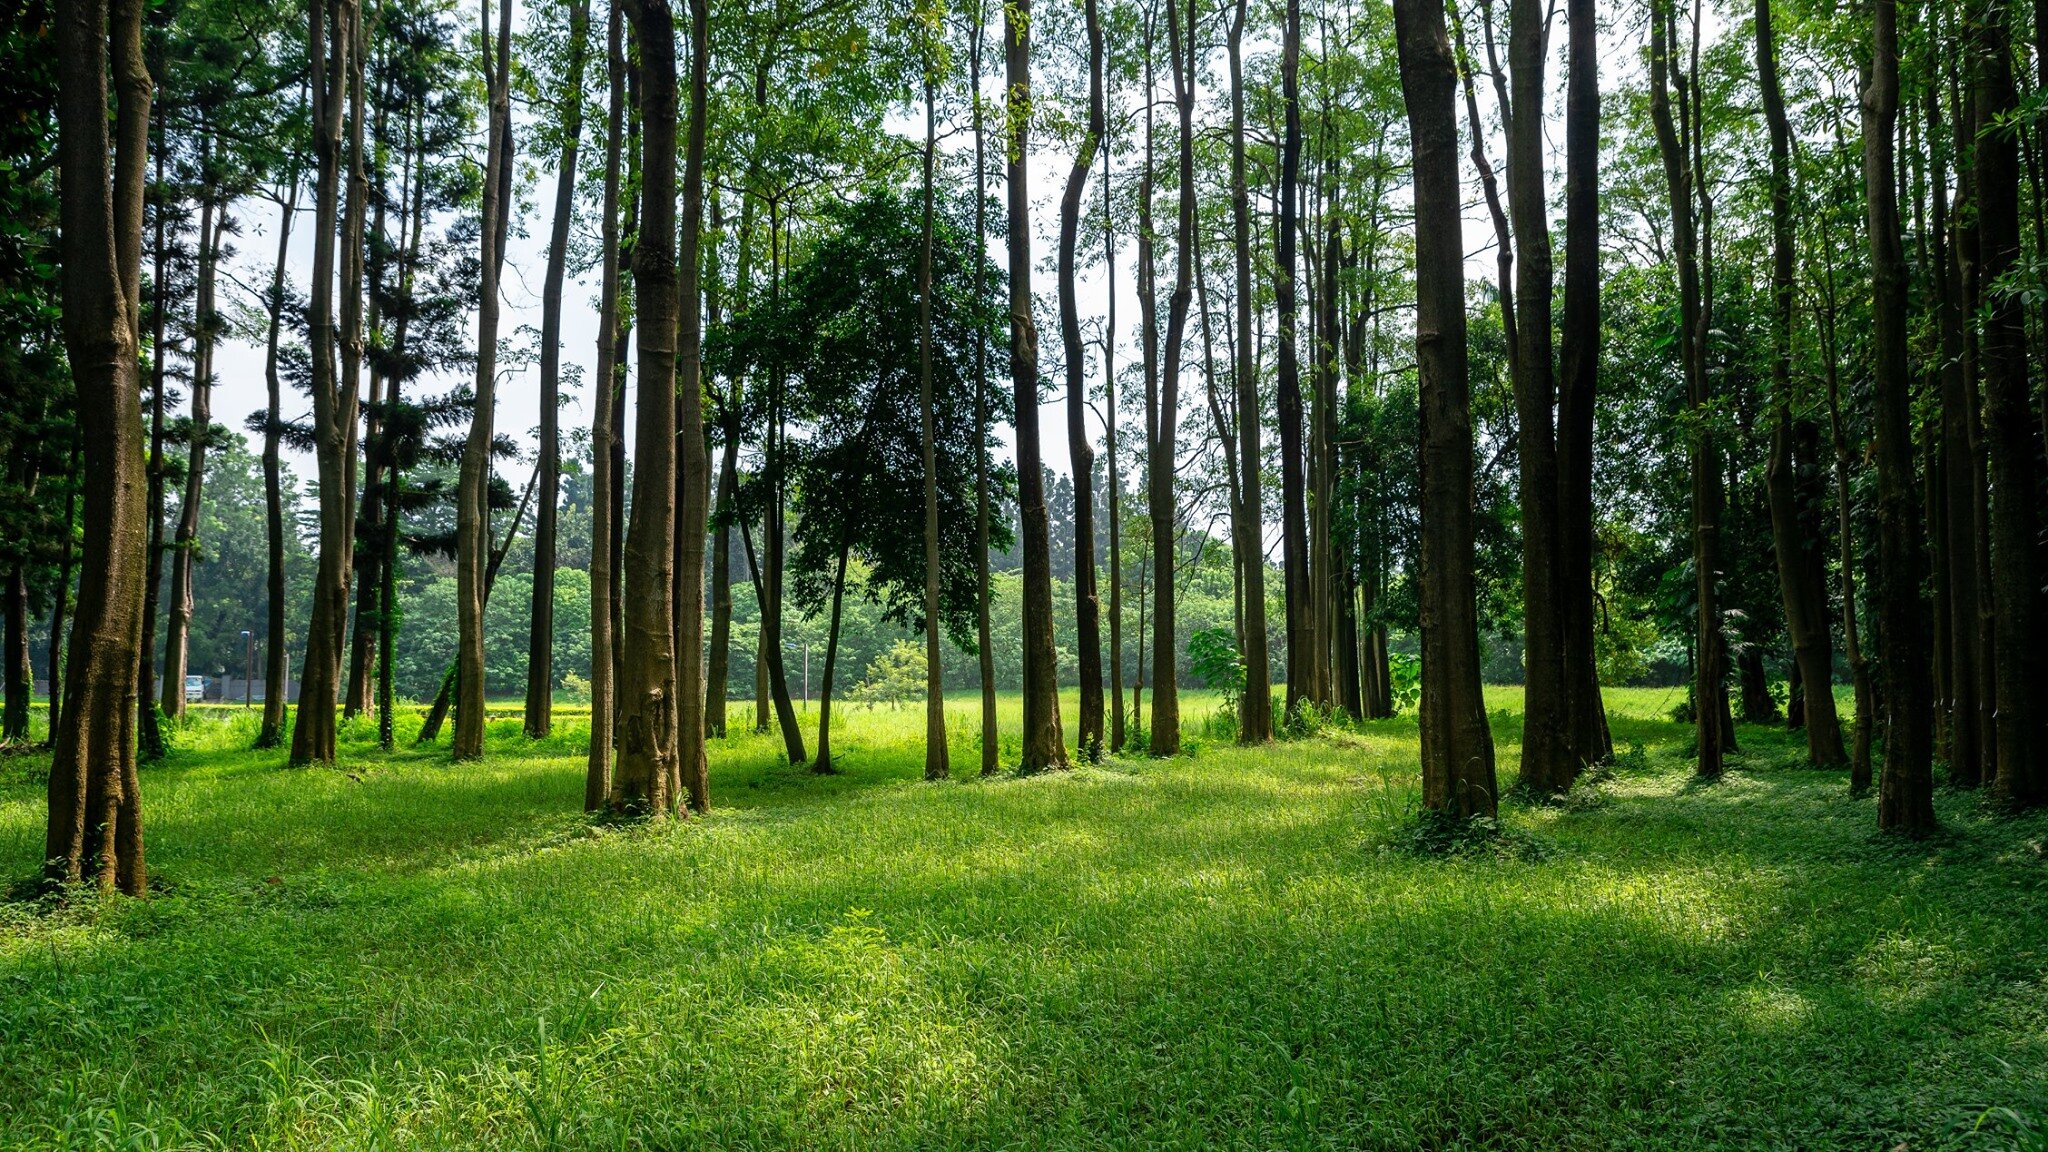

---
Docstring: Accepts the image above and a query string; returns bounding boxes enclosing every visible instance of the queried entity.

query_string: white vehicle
[185,675,206,704]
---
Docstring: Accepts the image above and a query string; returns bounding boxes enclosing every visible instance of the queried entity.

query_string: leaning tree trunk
[526,0,589,741]
[1865,0,1935,832]
[454,0,512,763]
[1394,0,1499,820]
[47,0,150,894]
[611,0,682,814]
[1059,0,1106,761]
[1007,0,1069,773]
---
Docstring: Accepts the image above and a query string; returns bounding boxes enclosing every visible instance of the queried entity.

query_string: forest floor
[2,687,2046,1150]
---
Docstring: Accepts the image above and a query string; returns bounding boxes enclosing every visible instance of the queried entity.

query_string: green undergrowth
[1,687,2045,1150]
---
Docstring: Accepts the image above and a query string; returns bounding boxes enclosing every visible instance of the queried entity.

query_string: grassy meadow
[2,687,2046,1150]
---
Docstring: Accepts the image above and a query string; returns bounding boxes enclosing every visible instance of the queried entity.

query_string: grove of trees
[9,0,2048,890]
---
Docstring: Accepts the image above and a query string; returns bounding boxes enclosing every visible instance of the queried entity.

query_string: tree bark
[1558,0,1609,765]
[1149,0,1193,758]
[1974,0,2047,808]
[47,0,150,894]
[1060,0,1105,760]
[291,0,363,767]
[673,0,712,812]
[1226,0,1270,743]
[1007,0,1069,773]
[454,0,513,763]
[1648,0,1724,778]
[1276,0,1309,721]
[525,0,590,740]
[918,66,951,780]
[1394,0,1498,820]
[813,546,849,773]
[162,191,224,721]
[586,0,626,808]
[257,170,299,750]
[1865,0,1935,831]
[611,0,682,813]
[1755,0,1846,767]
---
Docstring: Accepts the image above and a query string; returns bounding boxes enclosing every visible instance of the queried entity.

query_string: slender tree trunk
[586,0,626,807]
[1276,0,1309,720]
[137,136,165,764]
[258,171,299,750]
[706,415,738,738]
[1227,0,1270,742]
[1104,74,1128,756]
[47,0,150,894]
[971,0,999,772]
[1394,0,1498,819]
[162,192,223,721]
[1756,0,1845,766]
[1558,0,1608,764]
[46,435,82,742]
[525,0,589,740]
[813,546,849,773]
[1060,0,1105,760]
[1008,0,1068,772]
[4,559,32,741]
[1150,0,1193,757]
[1865,0,1935,831]
[918,68,950,780]
[416,465,538,745]
[671,0,713,811]
[454,0,512,762]
[1649,0,1724,778]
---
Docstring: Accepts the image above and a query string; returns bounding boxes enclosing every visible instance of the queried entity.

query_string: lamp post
[241,630,253,708]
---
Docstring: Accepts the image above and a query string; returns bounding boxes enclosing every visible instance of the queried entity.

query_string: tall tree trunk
[1060,0,1105,761]
[813,546,849,773]
[706,415,738,738]
[162,192,223,721]
[525,0,589,740]
[1394,0,1498,819]
[1104,67,1128,756]
[612,0,682,813]
[1502,0,1572,794]
[1865,0,1935,831]
[1649,0,1724,778]
[454,0,512,763]
[971,0,999,773]
[1930,73,1986,787]
[1558,0,1609,764]
[587,0,626,807]
[47,0,150,894]
[1226,0,1270,743]
[672,0,712,811]
[1276,0,1309,720]
[258,170,299,750]
[1150,0,1193,758]
[137,136,166,764]
[919,66,951,780]
[291,0,363,767]
[46,435,82,741]
[1757,0,1845,766]
[1975,0,2047,808]
[1007,0,1068,772]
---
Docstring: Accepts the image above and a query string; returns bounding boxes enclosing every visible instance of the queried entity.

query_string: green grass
[3,687,2046,1150]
